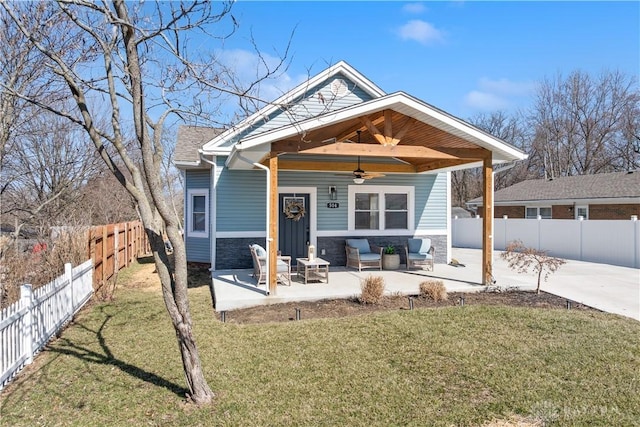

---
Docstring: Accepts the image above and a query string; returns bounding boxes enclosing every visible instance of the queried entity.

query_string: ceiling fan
[337,130,385,184]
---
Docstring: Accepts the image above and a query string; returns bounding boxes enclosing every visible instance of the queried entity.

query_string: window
[349,186,413,231]
[576,206,588,220]
[187,189,208,237]
[526,206,552,219]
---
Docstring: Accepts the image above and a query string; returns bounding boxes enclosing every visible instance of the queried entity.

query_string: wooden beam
[269,156,278,295]
[290,142,469,159]
[415,159,475,172]
[360,117,387,145]
[384,110,393,145]
[482,155,493,286]
[273,159,417,173]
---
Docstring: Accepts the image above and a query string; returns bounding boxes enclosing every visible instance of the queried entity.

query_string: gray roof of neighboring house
[467,171,640,205]
[175,126,222,165]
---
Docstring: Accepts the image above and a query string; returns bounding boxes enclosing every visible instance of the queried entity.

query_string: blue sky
[217,1,639,120]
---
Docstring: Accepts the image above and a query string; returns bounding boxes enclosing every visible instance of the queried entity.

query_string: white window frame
[575,205,588,220]
[348,185,414,233]
[526,206,552,219]
[187,189,209,238]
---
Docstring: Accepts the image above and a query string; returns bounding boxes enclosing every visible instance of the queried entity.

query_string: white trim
[575,205,589,220]
[482,197,640,207]
[347,185,415,232]
[279,186,317,248]
[187,189,209,238]
[446,171,452,264]
[210,158,217,268]
[226,92,527,163]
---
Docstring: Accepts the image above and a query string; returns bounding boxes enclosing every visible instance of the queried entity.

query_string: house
[466,171,640,219]
[174,61,527,291]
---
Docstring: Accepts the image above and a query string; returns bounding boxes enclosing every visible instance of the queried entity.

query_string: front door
[279,193,310,266]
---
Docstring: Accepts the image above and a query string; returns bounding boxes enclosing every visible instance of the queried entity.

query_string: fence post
[65,263,74,320]
[101,226,108,285]
[20,284,34,365]
[632,216,638,268]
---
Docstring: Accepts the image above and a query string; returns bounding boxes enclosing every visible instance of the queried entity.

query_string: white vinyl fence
[452,217,640,268]
[1,260,93,391]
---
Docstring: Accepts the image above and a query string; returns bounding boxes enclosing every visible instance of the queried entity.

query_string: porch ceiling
[267,109,490,174]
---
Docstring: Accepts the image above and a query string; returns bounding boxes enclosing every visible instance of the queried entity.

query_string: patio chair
[405,238,435,271]
[345,238,382,271]
[249,244,291,286]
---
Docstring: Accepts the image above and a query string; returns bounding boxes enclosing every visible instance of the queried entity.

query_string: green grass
[1,280,638,426]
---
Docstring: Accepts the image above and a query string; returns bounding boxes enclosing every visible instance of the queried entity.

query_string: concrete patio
[211,247,640,321]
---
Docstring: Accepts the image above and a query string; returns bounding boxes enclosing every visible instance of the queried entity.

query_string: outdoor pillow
[346,238,371,254]
[252,244,266,257]
[408,238,432,254]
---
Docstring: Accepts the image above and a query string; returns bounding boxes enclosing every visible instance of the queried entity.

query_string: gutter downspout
[199,152,218,273]
[236,153,272,296]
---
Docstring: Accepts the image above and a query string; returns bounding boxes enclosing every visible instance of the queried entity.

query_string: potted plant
[382,244,400,270]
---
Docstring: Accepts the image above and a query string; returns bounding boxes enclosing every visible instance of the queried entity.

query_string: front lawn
[1,263,638,426]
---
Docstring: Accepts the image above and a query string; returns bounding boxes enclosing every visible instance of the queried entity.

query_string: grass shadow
[47,307,188,399]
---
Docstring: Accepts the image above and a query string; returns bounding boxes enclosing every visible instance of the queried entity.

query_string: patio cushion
[257,257,289,272]
[346,238,371,254]
[408,253,433,261]
[408,238,431,254]
[359,253,381,261]
[251,244,266,257]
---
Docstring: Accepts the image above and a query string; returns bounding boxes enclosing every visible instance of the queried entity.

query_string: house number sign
[326,202,339,208]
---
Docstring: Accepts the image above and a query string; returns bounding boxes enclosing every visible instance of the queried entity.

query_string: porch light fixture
[353,177,365,185]
[329,185,337,200]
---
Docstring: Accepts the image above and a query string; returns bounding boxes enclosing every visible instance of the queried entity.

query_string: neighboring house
[466,171,640,219]
[174,61,526,285]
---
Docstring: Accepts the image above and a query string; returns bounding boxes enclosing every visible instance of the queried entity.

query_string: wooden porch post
[268,156,279,295]
[482,155,494,285]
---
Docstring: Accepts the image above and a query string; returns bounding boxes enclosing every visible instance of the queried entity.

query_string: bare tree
[500,240,566,294]
[451,111,528,207]
[528,69,639,178]
[1,0,289,405]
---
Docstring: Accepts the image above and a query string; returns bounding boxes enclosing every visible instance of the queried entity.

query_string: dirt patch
[220,290,596,324]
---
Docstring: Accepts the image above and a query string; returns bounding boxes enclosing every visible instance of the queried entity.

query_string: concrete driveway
[450,248,640,321]
[211,247,639,321]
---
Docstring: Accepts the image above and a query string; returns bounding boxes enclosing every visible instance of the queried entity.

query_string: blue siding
[185,169,211,263]
[213,165,447,234]
[415,173,447,230]
[219,74,375,148]
[216,168,268,232]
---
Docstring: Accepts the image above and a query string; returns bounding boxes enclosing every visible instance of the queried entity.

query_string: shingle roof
[468,171,640,204]
[175,126,222,165]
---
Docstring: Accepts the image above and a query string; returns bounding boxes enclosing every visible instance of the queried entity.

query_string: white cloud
[398,20,444,44]
[464,91,509,111]
[477,77,534,97]
[402,3,426,14]
[464,77,535,111]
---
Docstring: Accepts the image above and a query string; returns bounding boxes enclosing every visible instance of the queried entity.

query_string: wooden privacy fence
[0,260,93,391]
[89,221,150,287]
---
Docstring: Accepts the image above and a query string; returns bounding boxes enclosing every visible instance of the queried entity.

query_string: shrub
[419,280,448,302]
[360,275,385,304]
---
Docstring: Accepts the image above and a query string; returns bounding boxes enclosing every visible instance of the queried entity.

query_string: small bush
[419,280,448,302]
[360,275,385,304]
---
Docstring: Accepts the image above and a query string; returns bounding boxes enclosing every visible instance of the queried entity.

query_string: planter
[382,253,400,270]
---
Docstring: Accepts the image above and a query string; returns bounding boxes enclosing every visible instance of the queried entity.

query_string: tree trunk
[145,219,214,405]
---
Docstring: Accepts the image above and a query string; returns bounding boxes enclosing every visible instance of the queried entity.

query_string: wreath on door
[284,199,306,221]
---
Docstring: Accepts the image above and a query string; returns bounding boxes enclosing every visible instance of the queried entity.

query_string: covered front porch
[211,248,538,311]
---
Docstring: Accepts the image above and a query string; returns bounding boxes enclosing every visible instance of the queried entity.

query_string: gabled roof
[200,61,386,153]
[225,91,527,170]
[467,171,640,205]
[175,126,222,167]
